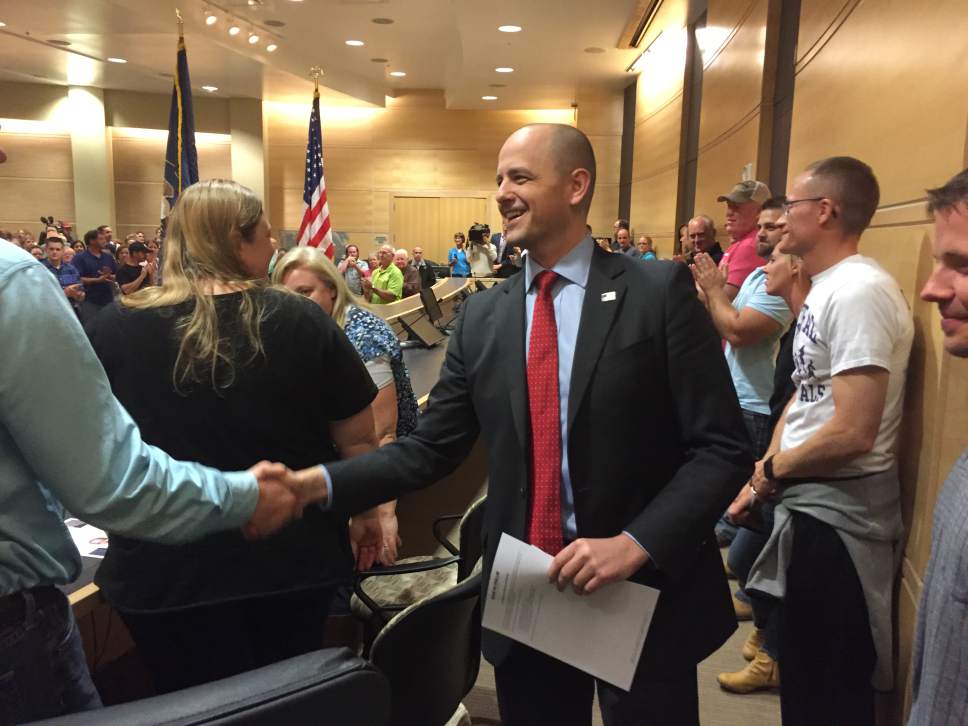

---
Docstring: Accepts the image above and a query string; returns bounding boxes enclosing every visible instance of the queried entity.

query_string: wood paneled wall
[0,128,75,234]
[110,128,232,241]
[788,1,968,720]
[264,90,582,254]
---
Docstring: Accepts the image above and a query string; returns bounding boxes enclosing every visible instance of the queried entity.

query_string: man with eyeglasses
[717,180,772,301]
[736,157,912,726]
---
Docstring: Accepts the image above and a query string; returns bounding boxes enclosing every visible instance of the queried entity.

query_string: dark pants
[718,409,773,546]
[728,502,781,659]
[0,587,101,725]
[779,512,876,726]
[78,300,109,327]
[495,643,699,726]
[120,588,333,694]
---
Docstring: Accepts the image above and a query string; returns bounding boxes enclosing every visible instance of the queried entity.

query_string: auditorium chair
[30,648,390,726]
[369,571,483,726]
[351,496,485,637]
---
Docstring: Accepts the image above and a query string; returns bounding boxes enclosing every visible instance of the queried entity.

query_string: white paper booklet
[481,532,660,690]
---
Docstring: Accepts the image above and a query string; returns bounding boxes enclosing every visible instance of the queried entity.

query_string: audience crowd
[2,122,968,726]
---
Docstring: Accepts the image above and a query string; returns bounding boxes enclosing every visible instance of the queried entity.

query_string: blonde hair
[123,179,269,392]
[272,246,371,329]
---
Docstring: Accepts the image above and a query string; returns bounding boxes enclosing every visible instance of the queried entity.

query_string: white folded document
[482,532,660,690]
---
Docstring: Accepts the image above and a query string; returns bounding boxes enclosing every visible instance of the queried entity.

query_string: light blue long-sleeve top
[0,242,259,596]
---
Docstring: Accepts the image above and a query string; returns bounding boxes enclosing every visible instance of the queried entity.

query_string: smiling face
[495,125,591,250]
[921,203,968,356]
[724,200,761,241]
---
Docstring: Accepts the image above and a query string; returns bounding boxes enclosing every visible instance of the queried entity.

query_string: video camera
[40,216,74,243]
[468,222,490,245]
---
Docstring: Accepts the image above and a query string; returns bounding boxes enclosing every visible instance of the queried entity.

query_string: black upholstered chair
[369,571,483,726]
[30,648,390,726]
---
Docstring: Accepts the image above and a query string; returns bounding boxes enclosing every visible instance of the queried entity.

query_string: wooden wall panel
[694,115,761,229]
[266,91,605,247]
[0,131,74,232]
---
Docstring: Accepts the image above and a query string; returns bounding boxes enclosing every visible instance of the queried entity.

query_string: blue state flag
[162,33,199,222]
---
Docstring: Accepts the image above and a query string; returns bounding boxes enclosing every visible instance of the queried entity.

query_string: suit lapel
[568,249,627,432]
[497,273,528,448]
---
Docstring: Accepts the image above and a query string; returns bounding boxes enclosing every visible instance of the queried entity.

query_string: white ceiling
[0,0,642,109]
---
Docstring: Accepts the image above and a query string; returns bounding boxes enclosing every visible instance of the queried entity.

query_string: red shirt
[719,229,765,290]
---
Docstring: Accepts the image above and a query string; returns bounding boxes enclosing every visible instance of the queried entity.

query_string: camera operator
[467,223,497,277]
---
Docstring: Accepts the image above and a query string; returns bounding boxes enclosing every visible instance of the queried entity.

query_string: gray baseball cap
[717,180,771,205]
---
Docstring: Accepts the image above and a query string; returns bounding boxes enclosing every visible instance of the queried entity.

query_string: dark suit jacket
[328,244,752,677]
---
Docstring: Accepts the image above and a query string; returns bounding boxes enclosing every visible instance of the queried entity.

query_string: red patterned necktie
[526,270,564,555]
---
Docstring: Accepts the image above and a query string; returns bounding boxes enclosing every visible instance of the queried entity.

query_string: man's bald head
[509,123,597,211]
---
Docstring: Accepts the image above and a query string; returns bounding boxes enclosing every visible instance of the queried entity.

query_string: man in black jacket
[295,123,751,725]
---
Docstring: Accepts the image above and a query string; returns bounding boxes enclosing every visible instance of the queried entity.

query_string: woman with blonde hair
[85,179,386,693]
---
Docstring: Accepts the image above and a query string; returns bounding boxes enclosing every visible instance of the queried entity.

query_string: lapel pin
[601,291,617,302]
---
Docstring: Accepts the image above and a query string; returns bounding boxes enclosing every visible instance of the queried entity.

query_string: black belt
[0,586,59,630]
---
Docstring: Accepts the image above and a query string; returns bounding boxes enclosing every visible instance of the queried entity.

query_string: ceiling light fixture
[345,39,365,46]
[107,57,127,64]
[389,70,406,77]
[371,17,394,24]
[266,43,278,52]
[248,32,260,44]
[498,25,522,33]
[0,21,7,28]
[202,85,218,92]
[228,25,241,36]
[495,67,514,73]
[205,12,218,25]
[482,95,498,101]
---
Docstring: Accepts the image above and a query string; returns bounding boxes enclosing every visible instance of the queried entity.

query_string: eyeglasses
[782,197,825,213]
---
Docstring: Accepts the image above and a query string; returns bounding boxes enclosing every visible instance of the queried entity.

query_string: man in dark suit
[293,123,751,725]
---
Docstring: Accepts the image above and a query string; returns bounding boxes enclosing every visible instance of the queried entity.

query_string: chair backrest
[457,496,486,582]
[30,648,389,726]
[369,572,482,726]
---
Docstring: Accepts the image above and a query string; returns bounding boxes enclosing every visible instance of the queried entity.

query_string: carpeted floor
[464,620,781,726]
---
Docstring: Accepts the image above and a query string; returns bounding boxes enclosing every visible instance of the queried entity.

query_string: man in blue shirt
[0,241,310,723]
[41,235,84,314]
[72,228,117,325]
[448,232,471,277]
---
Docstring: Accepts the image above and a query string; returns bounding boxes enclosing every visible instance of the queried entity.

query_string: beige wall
[265,89,591,254]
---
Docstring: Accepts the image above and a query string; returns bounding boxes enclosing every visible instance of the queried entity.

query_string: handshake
[244,461,327,540]
[244,462,399,570]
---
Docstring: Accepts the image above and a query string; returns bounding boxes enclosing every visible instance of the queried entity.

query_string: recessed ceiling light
[495,67,514,73]
[228,25,240,36]
[205,13,218,25]
[498,25,522,33]
[49,39,72,46]
[0,22,6,28]
[371,57,388,63]
[584,47,605,54]
[482,95,498,101]
[202,85,218,92]
[266,43,278,52]
[389,70,406,77]
[107,57,127,64]
[345,39,365,47]
[248,33,260,44]
[371,17,394,24]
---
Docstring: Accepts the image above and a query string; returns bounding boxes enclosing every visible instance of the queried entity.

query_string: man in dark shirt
[688,215,724,265]
[116,242,155,295]
[41,235,84,314]
[72,228,117,324]
[393,248,421,298]
[411,246,437,289]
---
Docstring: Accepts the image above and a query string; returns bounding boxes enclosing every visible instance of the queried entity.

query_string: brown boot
[717,650,780,694]
[742,627,764,661]
[733,594,753,621]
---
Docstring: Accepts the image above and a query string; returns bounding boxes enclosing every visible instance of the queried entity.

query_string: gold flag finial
[310,66,323,93]
[176,8,184,39]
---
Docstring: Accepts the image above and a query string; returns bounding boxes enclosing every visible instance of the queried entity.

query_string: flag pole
[310,66,323,97]
[175,8,184,39]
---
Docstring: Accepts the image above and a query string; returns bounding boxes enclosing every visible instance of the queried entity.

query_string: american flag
[296,89,334,256]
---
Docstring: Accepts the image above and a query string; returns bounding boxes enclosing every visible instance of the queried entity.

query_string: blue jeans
[717,409,773,546]
[0,587,101,724]
[728,502,780,659]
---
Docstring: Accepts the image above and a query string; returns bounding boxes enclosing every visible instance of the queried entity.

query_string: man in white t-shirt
[735,156,913,726]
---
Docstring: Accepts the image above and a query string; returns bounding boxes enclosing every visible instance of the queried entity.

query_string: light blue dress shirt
[0,242,259,596]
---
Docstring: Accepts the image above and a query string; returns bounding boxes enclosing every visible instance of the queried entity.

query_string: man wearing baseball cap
[115,241,156,295]
[717,180,772,300]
